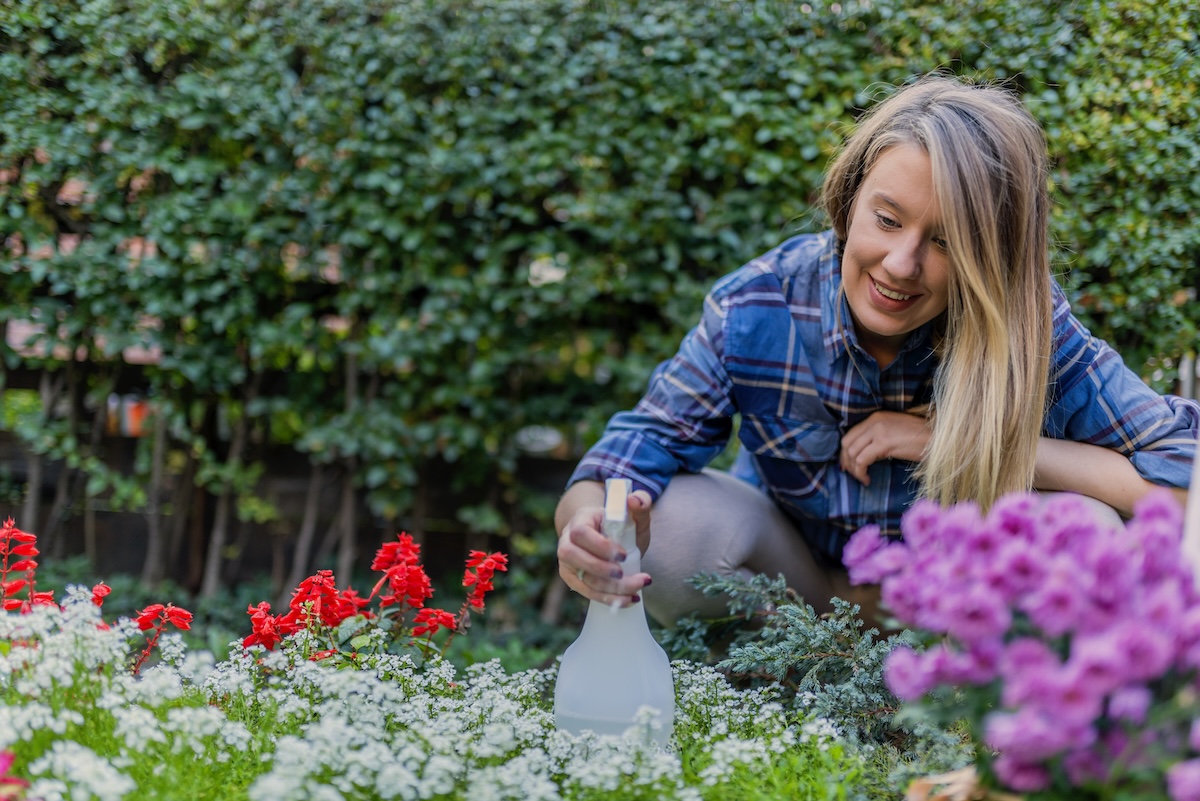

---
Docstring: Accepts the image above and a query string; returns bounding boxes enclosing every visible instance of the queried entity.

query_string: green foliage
[0,0,1195,551]
[660,572,972,800]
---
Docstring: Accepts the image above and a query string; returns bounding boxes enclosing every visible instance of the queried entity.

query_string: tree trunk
[141,403,169,586]
[22,371,62,534]
[335,352,361,583]
[336,458,357,584]
[43,361,80,557]
[282,461,324,600]
[82,371,110,568]
[312,498,343,573]
[200,375,259,599]
[167,402,207,581]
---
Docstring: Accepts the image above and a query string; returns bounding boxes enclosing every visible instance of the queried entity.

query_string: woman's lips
[869,276,921,309]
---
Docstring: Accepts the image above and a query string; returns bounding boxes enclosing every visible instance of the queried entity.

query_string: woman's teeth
[873,278,914,301]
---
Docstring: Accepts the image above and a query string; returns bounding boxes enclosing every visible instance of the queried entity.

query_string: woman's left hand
[839,410,931,486]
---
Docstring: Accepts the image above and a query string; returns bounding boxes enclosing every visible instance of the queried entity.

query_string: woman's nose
[882,236,923,279]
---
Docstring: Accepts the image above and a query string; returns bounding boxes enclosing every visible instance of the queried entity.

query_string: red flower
[0,748,30,797]
[91,582,112,607]
[134,603,193,632]
[463,551,508,610]
[165,606,193,630]
[309,648,337,662]
[289,570,347,627]
[135,604,165,631]
[27,589,56,610]
[337,587,373,621]
[368,533,434,610]
[243,602,284,650]
[412,607,457,637]
[276,608,304,636]
[132,603,194,674]
[370,532,421,572]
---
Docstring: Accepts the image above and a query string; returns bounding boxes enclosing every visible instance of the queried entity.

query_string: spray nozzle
[602,478,634,549]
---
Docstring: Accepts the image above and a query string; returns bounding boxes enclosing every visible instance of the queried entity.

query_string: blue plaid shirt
[569,231,1200,560]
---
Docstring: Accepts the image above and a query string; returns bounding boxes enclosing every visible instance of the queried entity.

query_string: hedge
[0,0,1197,592]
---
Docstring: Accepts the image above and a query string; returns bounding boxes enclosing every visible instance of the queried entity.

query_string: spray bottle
[553,478,674,746]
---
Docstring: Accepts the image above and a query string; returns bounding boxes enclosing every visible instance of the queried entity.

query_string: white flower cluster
[0,593,847,800]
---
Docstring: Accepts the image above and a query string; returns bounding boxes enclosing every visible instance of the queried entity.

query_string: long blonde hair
[822,75,1053,509]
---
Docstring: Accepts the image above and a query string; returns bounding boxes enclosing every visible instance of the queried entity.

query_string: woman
[555,75,1200,626]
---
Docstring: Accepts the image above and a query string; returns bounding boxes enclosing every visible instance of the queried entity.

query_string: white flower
[27,740,137,801]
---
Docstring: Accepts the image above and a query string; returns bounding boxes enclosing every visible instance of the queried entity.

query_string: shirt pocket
[738,414,839,516]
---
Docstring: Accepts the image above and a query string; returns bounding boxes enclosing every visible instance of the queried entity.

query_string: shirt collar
[819,231,935,363]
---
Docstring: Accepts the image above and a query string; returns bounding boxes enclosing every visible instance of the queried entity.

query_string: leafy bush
[1,0,1196,587]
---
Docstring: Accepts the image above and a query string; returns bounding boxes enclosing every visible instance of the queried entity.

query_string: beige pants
[639,469,1122,630]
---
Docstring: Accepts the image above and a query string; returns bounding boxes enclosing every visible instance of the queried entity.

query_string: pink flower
[1106,685,1152,724]
[883,646,933,701]
[1034,494,1105,557]
[1168,758,1200,801]
[984,706,1075,763]
[1062,747,1108,786]
[1069,630,1133,696]
[944,584,1011,645]
[842,524,885,575]
[982,540,1047,602]
[986,492,1041,542]
[846,541,909,585]
[0,749,29,796]
[992,753,1051,793]
[1000,637,1060,676]
[1019,560,1087,637]
[1107,620,1174,683]
[899,500,944,550]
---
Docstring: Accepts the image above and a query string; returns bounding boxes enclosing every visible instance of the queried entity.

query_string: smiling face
[840,143,951,367]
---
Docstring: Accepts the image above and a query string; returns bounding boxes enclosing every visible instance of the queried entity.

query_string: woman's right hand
[555,483,653,606]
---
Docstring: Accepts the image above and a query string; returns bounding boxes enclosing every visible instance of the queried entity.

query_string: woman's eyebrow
[871,191,905,213]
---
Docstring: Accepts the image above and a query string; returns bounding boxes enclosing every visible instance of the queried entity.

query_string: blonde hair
[822,74,1053,509]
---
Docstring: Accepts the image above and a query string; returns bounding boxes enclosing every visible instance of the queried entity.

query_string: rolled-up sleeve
[567,284,738,500]
[1044,285,1199,488]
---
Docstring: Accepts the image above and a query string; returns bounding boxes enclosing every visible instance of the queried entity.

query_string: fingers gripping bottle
[553,478,675,746]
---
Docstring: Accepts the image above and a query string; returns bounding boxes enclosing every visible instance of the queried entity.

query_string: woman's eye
[874,213,899,229]
[932,237,948,251]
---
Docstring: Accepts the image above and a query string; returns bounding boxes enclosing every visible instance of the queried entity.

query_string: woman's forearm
[554,480,606,536]
[1034,437,1188,517]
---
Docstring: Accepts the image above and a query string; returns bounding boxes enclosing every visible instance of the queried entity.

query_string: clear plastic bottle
[553,478,674,746]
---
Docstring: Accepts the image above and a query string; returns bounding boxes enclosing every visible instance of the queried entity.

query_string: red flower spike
[7,560,36,573]
[91,582,111,607]
[135,604,165,631]
[166,606,193,630]
[413,607,457,637]
[244,602,284,650]
[132,603,193,674]
[3,580,26,597]
[289,570,347,627]
[463,550,508,611]
[370,533,421,573]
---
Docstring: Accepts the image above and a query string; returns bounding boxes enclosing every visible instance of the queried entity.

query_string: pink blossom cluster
[844,490,1200,799]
